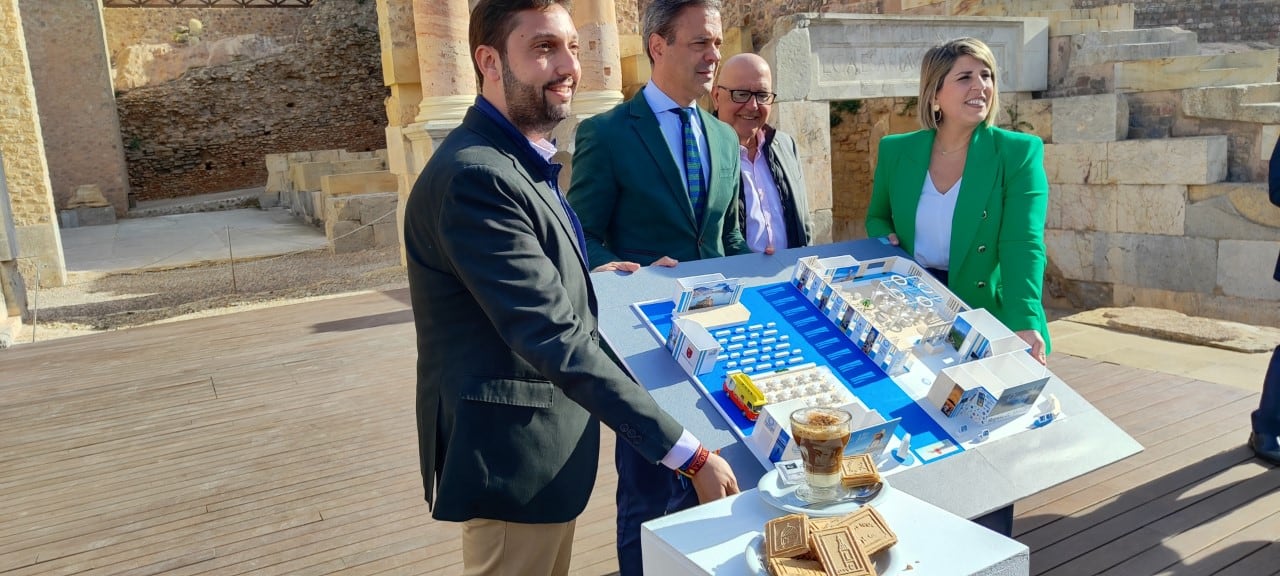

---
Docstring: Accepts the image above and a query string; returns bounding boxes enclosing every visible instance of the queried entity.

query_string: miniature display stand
[669,318,721,377]
[926,351,1051,424]
[948,309,1030,361]
[894,433,915,464]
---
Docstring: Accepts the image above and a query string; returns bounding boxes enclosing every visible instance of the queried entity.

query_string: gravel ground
[14,245,407,344]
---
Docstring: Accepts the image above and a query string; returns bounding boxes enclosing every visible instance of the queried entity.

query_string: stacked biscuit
[840,453,881,489]
[763,506,898,576]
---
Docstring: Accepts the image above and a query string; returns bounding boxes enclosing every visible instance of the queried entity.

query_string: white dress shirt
[740,138,788,253]
[641,82,710,189]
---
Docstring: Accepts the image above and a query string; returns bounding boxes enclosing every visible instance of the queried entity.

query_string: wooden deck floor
[1,288,1276,576]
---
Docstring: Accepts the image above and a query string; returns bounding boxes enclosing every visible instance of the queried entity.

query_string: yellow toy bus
[724,371,767,421]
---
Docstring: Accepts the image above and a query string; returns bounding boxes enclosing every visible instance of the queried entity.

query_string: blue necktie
[674,107,706,225]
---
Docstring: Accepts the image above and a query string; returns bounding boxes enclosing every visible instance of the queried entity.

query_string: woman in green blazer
[866,37,1051,363]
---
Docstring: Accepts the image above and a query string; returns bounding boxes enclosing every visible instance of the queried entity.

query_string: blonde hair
[917,37,999,130]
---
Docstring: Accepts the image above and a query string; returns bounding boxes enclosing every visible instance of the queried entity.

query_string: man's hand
[592,261,641,273]
[1016,329,1047,365]
[690,452,739,504]
[650,256,679,267]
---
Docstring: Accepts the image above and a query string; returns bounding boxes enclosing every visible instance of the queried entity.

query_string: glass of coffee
[790,407,853,503]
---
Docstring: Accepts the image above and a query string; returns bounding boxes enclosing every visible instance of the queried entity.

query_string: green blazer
[865,124,1052,353]
[568,94,749,268]
[404,105,684,524]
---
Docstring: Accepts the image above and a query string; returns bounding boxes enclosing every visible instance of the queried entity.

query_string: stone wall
[1072,0,1280,44]
[116,0,387,201]
[0,0,65,287]
[20,0,131,215]
[102,6,309,66]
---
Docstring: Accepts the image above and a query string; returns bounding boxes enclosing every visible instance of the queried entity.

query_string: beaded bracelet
[677,445,711,479]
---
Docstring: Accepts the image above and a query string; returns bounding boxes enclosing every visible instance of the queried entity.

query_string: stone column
[572,0,624,117]
[413,0,474,128]
[0,0,67,287]
[19,0,131,217]
[377,0,422,266]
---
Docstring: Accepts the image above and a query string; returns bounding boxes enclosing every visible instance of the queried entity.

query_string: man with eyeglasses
[712,53,813,255]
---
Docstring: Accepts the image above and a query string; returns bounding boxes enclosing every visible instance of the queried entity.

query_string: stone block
[1,260,26,319]
[1045,228,1100,281]
[385,126,411,177]
[57,206,116,228]
[1114,185,1185,236]
[328,220,375,254]
[1051,93,1127,143]
[326,195,362,222]
[1012,96,1052,142]
[265,153,289,174]
[311,149,343,163]
[1218,240,1280,300]
[811,209,833,246]
[292,158,387,192]
[358,193,399,226]
[1106,136,1227,185]
[373,222,399,248]
[287,151,314,164]
[1114,50,1278,93]
[620,54,650,95]
[257,190,280,209]
[321,171,398,196]
[1183,83,1280,124]
[1111,284,1280,328]
[763,13,1047,102]
[1102,233,1217,292]
[14,224,67,288]
[1068,27,1198,68]
[1260,125,1280,162]
[1186,191,1280,242]
[1048,183,1116,232]
[1043,142,1108,184]
[264,171,289,195]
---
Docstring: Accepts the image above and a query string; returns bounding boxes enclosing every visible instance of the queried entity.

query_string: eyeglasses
[717,86,776,105]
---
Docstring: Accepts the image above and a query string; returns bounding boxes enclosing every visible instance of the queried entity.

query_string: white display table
[641,486,1029,575]
[594,239,1142,521]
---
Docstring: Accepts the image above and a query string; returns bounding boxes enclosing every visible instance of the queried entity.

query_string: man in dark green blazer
[567,2,748,271]
[566,2,749,573]
[404,2,737,573]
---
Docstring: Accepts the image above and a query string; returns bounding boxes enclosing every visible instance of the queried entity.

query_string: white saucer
[743,533,902,575]
[756,468,887,517]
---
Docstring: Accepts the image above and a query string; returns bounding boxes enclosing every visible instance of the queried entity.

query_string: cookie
[765,513,810,559]
[767,557,827,576]
[840,453,880,488]
[831,505,898,555]
[809,525,873,576]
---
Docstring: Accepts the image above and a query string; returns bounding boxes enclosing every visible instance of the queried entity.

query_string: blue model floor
[638,281,961,462]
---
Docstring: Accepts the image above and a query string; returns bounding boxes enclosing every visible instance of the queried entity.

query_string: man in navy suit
[1248,133,1280,465]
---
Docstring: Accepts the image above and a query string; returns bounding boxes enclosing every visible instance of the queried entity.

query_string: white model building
[926,351,1051,423]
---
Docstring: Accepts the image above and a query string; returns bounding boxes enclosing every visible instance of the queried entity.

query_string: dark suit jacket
[404,105,684,524]
[568,94,750,268]
[866,124,1052,353]
[1270,134,1280,281]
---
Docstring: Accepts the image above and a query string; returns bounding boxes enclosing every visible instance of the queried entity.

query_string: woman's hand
[1016,329,1047,365]
[886,233,899,246]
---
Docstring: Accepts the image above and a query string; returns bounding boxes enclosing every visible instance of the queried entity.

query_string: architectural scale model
[639,253,1054,468]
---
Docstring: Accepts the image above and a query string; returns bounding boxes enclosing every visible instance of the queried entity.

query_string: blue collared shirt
[641,82,711,189]
[472,96,588,263]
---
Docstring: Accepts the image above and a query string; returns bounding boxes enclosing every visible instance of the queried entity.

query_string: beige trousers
[461,518,577,576]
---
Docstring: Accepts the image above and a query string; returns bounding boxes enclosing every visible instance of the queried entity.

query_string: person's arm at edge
[865,135,898,241]
[567,115,624,268]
